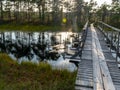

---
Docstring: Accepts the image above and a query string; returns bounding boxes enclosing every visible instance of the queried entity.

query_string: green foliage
[108,2,120,28]
[0,54,77,90]
[96,2,120,28]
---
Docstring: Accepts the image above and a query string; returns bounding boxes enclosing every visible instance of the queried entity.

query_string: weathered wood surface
[91,24,115,90]
[75,27,94,90]
[91,24,104,90]
[75,24,120,90]
[96,27,120,90]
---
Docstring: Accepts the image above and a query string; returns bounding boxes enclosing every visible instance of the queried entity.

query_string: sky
[84,0,112,6]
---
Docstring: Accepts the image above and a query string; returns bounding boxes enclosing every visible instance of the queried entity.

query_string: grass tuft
[0,53,77,90]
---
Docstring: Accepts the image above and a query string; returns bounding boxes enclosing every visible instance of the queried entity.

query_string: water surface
[0,31,81,71]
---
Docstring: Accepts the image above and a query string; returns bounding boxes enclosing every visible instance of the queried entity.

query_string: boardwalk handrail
[78,21,89,57]
[98,21,120,63]
[98,21,120,32]
[70,21,89,60]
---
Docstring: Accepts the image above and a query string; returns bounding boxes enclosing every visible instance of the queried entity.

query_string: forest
[0,0,119,29]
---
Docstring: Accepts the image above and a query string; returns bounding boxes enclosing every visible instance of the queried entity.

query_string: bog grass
[0,53,77,90]
[0,24,62,32]
[0,23,83,32]
[0,24,76,32]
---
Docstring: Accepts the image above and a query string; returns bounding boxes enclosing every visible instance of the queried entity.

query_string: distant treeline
[0,0,120,28]
[95,1,120,28]
[0,0,88,25]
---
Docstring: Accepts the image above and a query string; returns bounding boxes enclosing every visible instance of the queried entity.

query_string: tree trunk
[41,4,45,23]
[14,1,20,22]
[0,1,3,20]
[8,9,11,20]
[27,1,30,22]
[38,6,41,23]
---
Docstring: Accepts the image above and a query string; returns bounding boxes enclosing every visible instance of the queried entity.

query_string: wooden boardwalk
[75,24,120,90]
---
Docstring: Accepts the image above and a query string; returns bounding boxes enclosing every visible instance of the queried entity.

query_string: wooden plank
[85,41,92,45]
[114,85,120,90]
[75,86,93,90]
[111,74,120,77]
[106,59,116,62]
[75,80,93,88]
[75,28,94,90]
[91,24,104,90]
[91,24,116,90]
[77,76,93,80]
[76,78,93,82]
[77,73,93,76]
[78,68,93,70]
[78,69,93,72]
[81,55,92,60]
[78,72,93,75]
[69,58,81,60]
[114,82,120,84]
[77,76,93,79]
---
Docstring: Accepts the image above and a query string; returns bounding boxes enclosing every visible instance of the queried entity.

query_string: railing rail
[70,21,89,60]
[78,21,89,56]
[99,21,120,32]
[98,21,120,64]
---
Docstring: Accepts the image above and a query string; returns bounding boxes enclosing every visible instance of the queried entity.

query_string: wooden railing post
[116,32,120,62]
[110,31,113,52]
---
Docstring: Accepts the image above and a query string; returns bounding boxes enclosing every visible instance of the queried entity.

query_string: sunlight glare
[84,0,112,6]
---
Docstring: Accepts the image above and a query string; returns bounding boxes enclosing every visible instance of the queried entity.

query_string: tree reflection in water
[0,32,80,71]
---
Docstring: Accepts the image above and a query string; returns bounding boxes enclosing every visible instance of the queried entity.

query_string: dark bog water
[0,31,81,71]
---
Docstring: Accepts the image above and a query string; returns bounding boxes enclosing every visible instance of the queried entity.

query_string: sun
[62,18,67,23]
